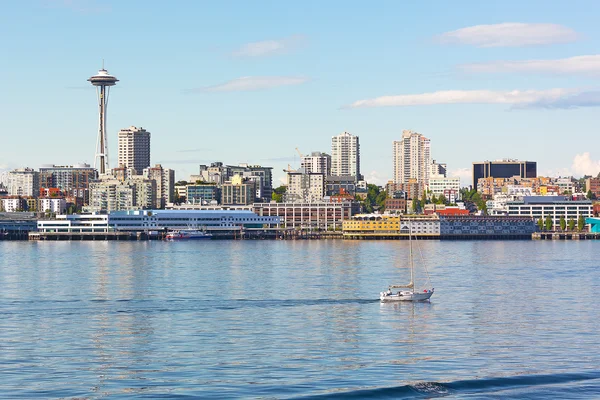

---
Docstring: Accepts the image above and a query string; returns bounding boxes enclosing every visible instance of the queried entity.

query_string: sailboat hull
[380,290,433,302]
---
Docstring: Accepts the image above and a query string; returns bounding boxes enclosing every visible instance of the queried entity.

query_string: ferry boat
[166,229,213,240]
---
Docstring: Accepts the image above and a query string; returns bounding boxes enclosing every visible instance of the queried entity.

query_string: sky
[1,0,600,187]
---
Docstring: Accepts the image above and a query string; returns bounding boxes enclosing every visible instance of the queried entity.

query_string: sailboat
[380,221,434,302]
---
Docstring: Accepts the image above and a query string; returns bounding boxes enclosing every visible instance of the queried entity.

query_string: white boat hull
[380,289,433,302]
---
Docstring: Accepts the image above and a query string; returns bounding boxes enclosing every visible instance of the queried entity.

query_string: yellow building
[343,214,439,238]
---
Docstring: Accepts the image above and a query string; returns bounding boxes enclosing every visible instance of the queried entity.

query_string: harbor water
[1,240,599,398]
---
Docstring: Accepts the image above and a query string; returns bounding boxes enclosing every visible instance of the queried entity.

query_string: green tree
[537,217,544,231]
[271,185,287,202]
[544,216,553,231]
[559,216,566,231]
[587,190,596,200]
[578,215,586,231]
[411,198,419,214]
[568,218,576,231]
[362,184,383,213]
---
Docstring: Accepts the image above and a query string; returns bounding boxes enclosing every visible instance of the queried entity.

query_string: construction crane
[295,147,304,158]
[283,164,297,173]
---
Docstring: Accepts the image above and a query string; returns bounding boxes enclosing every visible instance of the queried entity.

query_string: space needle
[88,66,118,175]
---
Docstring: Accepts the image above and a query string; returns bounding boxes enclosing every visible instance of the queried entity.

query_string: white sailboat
[380,221,434,302]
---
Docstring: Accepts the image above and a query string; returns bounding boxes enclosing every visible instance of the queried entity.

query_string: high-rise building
[88,67,118,175]
[472,159,537,189]
[285,171,325,203]
[8,168,40,197]
[393,130,431,186]
[331,131,360,180]
[39,164,97,204]
[118,126,151,174]
[301,152,331,176]
[143,164,175,208]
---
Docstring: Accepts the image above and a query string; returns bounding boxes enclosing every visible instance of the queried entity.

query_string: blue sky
[2,0,600,186]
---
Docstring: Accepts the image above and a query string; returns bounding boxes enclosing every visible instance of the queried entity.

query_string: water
[1,240,600,399]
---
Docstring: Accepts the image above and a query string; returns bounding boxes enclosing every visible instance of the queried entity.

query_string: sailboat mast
[409,220,414,287]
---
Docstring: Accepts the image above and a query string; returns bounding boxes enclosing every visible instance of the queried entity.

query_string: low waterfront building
[439,215,537,238]
[0,212,38,237]
[37,209,280,233]
[343,214,439,238]
[37,213,111,233]
[507,196,592,228]
[254,201,358,230]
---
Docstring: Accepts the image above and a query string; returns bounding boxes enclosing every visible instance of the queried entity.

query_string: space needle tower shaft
[88,67,118,175]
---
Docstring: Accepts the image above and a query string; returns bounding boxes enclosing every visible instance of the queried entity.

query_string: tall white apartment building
[8,167,40,197]
[301,152,331,176]
[118,126,151,174]
[331,132,360,179]
[393,130,431,185]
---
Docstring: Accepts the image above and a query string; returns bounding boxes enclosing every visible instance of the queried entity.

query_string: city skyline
[2,1,600,186]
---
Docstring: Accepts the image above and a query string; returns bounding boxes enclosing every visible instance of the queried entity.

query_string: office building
[182,184,220,205]
[118,126,151,173]
[428,176,461,202]
[472,159,536,189]
[586,177,600,198]
[39,164,97,205]
[507,196,591,227]
[88,176,156,212]
[393,130,431,185]
[221,175,255,205]
[227,164,273,202]
[331,131,360,179]
[8,168,39,197]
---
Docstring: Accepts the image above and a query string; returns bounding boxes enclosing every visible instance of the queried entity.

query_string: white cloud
[461,54,600,76]
[196,76,309,92]
[364,170,387,186]
[571,152,600,177]
[449,168,472,188]
[231,35,306,57]
[346,88,580,108]
[437,23,578,47]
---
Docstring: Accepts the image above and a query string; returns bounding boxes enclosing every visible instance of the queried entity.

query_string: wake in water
[294,371,600,399]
